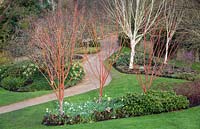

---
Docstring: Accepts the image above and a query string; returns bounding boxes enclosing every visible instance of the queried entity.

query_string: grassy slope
[0,88,51,106]
[1,70,199,129]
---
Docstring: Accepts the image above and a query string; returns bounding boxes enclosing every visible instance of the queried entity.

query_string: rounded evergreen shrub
[117,90,189,117]
[0,76,25,91]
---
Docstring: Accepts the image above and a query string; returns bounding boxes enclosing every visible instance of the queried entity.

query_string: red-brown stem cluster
[28,1,82,115]
[134,25,179,93]
[83,19,121,102]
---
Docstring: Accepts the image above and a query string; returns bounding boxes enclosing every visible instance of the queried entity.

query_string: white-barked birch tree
[103,0,166,69]
[163,0,183,64]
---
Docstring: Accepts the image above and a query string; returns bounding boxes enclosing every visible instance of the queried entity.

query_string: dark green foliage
[118,90,189,117]
[115,53,130,67]
[116,52,150,66]
[0,0,46,51]
[18,74,50,92]
[0,76,25,91]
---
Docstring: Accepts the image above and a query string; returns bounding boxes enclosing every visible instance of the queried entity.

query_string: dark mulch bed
[113,63,197,79]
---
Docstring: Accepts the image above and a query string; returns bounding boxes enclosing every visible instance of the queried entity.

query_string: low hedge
[42,90,189,126]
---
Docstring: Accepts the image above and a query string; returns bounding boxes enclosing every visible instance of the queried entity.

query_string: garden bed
[0,61,85,92]
[115,63,197,79]
[113,52,200,81]
[42,90,189,126]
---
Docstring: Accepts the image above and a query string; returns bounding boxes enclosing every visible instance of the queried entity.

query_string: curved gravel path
[0,35,118,114]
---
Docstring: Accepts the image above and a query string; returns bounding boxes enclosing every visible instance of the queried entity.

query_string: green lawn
[75,47,101,54]
[1,69,198,129]
[192,62,200,72]
[0,88,51,106]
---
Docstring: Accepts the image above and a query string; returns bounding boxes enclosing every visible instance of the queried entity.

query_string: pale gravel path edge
[0,35,118,114]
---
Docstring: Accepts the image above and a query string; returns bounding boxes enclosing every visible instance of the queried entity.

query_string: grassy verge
[0,88,51,106]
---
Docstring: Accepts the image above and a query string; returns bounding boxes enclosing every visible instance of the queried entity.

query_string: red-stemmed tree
[28,1,82,115]
[83,19,121,102]
[134,23,179,93]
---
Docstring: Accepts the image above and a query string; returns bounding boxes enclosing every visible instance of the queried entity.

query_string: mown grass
[0,88,51,106]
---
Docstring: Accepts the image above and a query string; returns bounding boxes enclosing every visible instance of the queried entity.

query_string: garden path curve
[0,35,118,114]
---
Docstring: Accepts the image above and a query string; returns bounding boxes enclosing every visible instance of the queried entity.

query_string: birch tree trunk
[164,38,170,64]
[129,39,136,69]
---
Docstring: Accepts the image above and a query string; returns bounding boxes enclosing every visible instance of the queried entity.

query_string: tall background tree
[163,0,183,64]
[103,0,166,69]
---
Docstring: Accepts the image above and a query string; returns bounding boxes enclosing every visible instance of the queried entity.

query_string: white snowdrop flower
[27,68,31,71]
[46,108,49,112]
[107,97,111,101]
[64,101,69,105]
[30,64,34,67]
